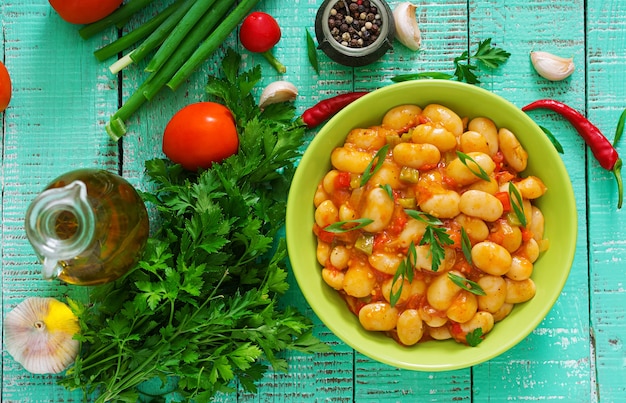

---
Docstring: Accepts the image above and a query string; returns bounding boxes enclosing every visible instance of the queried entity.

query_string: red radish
[239,12,286,73]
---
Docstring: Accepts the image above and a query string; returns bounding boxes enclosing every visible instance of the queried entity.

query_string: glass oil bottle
[25,169,150,286]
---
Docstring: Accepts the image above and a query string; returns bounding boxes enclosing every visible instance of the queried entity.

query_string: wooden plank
[468,0,592,401]
[586,0,626,401]
[1,1,119,402]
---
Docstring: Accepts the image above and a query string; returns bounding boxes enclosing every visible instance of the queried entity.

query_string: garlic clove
[3,297,80,374]
[259,80,298,109]
[530,51,575,81]
[393,2,422,51]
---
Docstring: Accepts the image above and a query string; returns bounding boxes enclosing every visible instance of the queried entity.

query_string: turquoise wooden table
[1,0,625,401]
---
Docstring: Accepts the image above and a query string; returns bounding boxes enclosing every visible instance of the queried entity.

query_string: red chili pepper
[522,99,623,209]
[300,92,369,129]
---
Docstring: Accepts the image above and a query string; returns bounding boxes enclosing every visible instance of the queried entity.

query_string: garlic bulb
[259,80,298,109]
[530,51,575,81]
[3,297,80,374]
[393,2,422,51]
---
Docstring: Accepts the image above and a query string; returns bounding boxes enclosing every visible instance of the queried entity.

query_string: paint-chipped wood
[2,0,625,402]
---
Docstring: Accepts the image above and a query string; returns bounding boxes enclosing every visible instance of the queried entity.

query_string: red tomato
[162,102,239,171]
[49,0,124,25]
[239,12,281,53]
[0,61,11,112]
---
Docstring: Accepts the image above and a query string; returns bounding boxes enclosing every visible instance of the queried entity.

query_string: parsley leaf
[390,38,510,85]
[454,39,511,84]
[405,210,454,272]
[60,50,330,402]
[466,327,484,347]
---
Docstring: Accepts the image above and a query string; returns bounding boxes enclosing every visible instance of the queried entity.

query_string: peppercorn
[328,0,384,48]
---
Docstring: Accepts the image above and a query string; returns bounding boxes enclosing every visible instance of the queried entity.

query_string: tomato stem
[261,51,286,74]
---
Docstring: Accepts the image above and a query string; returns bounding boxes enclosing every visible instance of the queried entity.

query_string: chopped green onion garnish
[456,151,491,182]
[460,227,472,264]
[360,144,389,187]
[324,218,374,233]
[508,182,527,227]
[448,272,486,296]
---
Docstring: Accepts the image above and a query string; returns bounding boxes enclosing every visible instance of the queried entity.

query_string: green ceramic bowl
[286,80,577,371]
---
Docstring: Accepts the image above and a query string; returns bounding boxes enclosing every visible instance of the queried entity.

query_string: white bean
[317,240,330,266]
[411,124,457,152]
[381,277,412,305]
[445,152,495,186]
[516,176,547,199]
[390,218,427,249]
[429,325,452,340]
[426,271,462,311]
[458,190,504,222]
[342,263,376,298]
[329,245,350,270]
[322,170,340,194]
[477,275,507,314]
[419,303,449,327]
[505,278,536,303]
[338,203,358,222]
[460,130,491,154]
[368,252,403,275]
[492,219,523,253]
[314,183,329,207]
[315,199,339,228]
[331,145,376,173]
[419,190,461,219]
[498,128,528,172]
[361,187,395,232]
[492,302,514,322]
[322,268,345,290]
[529,206,546,243]
[453,214,489,242]
[422,103,464,136]
[468,117,499,156]
[516,238,540,263]
[358,302,398,331]
[506,256,534,281]
[414,245,456,273]
[446,290,478,323]
[345,127,388,150]
[382,104,423,131]
[392,142,441,169]
[396,309,424,346]
[460,311,495,335]
[471,241,512,276]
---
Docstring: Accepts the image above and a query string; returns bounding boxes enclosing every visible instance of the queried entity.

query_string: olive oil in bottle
[25,169,149,285]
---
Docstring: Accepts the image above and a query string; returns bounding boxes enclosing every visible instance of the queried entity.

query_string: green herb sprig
[360,145,389,186]
[405,210,454,272]
[460,227,473,264]
[324,218,374,233]
[390,38,511,85]
[389,242,417,307]
[306,29,320,74]
[61,51,329,403]
[447,272,486,296]
[456,151,491,182]
[508,182,527,227]
[466,327,484,347]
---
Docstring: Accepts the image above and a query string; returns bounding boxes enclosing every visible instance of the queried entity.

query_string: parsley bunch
[61,50,328,403]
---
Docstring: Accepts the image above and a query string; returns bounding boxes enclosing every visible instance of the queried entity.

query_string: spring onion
[145,0,218,73]
[79,0,156,39]
[167,0,260,91]
[93,0,183,62]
